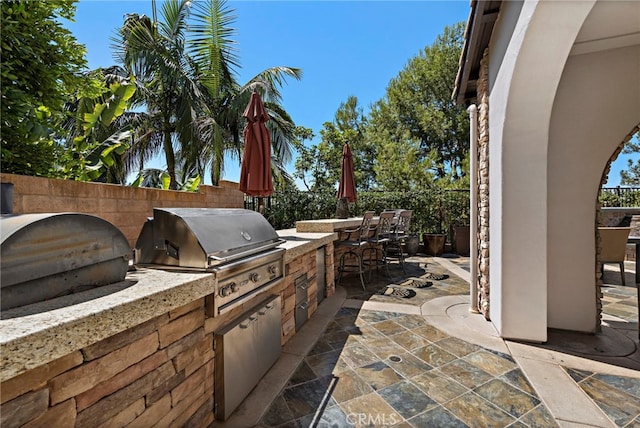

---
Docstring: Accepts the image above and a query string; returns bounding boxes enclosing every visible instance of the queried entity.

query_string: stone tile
[364,337,408,360]
[331,369,374,403]
[339,343,380,369]
[592,373,640,398]
[565,368,592,383]
[499,368,537,397]
[261,395,295,427]
[333,311,360,328]
[350,324,387,343]
[407,406,468,427]
[354,361,404,391]
[519,404,559,428]
[394,314,429,329]
[385,352,433,378]
[578,376,640,426]
[410,370,469,403]
[333,356,353,374]
[371,319,408,336]
[308,338,334,356]
[335,307,361,318]
[357,310,395,324]
[413,344,458,368]
[281,377,335,420]
[463,349,517,376]
[390,331,432,352]
[287,361,317,387]
[434,337,481,357]
[322,329,352,351]
[339,392,402,428]
[438,359,493,389]
[473,378,540,418]
[270,420,300,428]
[443,391,516,427]
[378,380,438,419]
[297,404,350,428]
[306,351,340,378]
[411,324,450,342]
[323,320,346,334]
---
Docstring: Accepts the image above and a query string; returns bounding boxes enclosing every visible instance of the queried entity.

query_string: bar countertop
[295,217,368,233]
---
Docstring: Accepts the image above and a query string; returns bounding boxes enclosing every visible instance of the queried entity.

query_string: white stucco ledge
[295,217,368,233]
[277,229,337,263]
[0,269,215,383]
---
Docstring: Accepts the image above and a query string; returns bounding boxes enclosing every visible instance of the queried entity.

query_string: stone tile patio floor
[220,255,640,428]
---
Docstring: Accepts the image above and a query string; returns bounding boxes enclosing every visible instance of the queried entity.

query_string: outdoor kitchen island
[0,229,335,428]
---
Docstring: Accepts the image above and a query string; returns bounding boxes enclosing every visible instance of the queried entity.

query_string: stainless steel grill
[134,208,286,420]
[134,207,285,316]
[0,213,131,310]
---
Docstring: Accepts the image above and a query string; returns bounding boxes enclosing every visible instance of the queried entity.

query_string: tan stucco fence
[0,173,244,248]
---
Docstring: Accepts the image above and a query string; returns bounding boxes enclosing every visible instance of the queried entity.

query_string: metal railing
[600,187,640,207]
[243,195,273,211]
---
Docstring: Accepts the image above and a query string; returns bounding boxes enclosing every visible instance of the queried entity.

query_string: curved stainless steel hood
[134,208,285,270]
[0,213,131,310]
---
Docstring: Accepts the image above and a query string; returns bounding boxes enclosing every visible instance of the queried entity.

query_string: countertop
[295,217,370,233]
[0,231,335,383]
[277,229,337,262]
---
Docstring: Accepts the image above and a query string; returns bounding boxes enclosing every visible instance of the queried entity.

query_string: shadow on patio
[220,255,640,428]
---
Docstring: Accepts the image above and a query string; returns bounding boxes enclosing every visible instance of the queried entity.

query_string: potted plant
[421,198,447,256]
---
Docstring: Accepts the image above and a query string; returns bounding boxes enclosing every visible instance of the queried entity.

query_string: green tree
[1,0,93,176]
[294,96,375,193]
[113,0,301,189]
[58,68,137,182]
[620,132,640,186]
[369,22,469,182]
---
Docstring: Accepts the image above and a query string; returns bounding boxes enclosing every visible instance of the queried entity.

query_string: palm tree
[112,0,301,189]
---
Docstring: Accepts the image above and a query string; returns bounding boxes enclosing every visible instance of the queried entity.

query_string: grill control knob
[250,273,261,283]
[268,265,278,275]
[218,284,235,297]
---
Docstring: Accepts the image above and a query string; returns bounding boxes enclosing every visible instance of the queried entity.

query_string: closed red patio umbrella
[239,91,273,198]
[337,142,357,203]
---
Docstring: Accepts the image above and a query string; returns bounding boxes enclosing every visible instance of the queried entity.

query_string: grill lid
[0,213,131,310]
[134,208,284,269]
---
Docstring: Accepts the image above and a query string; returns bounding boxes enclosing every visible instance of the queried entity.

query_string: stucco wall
[0,173,244,248]
[486,0,597,341]
[547,44,640,332]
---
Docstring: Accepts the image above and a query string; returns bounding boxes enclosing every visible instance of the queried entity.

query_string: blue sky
[65,0,635,186]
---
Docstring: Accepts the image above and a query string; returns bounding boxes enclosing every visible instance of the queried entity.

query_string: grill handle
[206,239,286,267]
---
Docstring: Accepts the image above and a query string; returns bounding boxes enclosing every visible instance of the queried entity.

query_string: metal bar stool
[385,210,413,274]
[363,211,396,281]
[336,211,375,290]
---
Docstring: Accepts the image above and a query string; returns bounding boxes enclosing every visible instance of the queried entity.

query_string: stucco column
[488,0,595,342]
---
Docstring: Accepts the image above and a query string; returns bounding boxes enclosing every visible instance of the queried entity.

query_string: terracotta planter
[422,233,446,256]
[405,235,420,256]
[453,225,470,256]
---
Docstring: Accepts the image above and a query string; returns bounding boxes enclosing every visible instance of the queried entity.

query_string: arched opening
[595,126,640,332]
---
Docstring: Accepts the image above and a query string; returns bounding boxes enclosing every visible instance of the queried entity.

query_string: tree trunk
[163,122,177,190]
